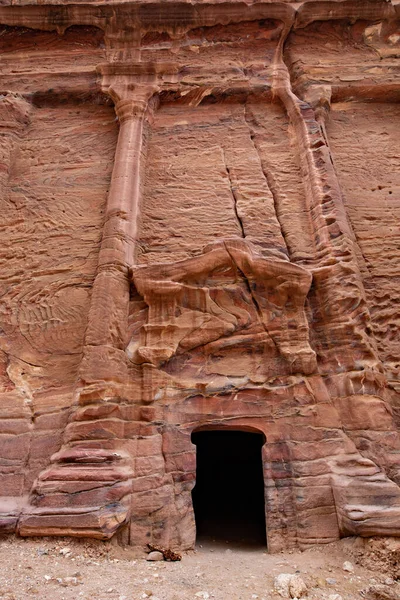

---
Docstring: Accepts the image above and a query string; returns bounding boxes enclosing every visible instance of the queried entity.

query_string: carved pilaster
[271,60,380,373]
[19,80,159,543]
[80,78,158,389]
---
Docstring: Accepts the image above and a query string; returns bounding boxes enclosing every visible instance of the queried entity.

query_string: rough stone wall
[327,103,400,413]
[0,26,117,509]
[0,0,399,551]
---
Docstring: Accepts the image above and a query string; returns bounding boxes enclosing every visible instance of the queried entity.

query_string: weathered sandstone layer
[0,0,399,551]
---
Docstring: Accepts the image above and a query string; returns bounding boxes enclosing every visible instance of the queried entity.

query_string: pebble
[58,576,80,587]
[274,573,293,597]
[328,595,343,600]
[147,551,164,562]
[326,578,337,585]
[289,575,307,599]
[195,593,210,599]
[362,584,399,600]
[274,574,307,599]
[342,561,354,573]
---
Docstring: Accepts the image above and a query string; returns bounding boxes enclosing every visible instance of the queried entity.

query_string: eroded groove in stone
[0,0,399,551]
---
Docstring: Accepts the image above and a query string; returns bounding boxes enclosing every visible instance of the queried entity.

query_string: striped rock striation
[0,0,399,551]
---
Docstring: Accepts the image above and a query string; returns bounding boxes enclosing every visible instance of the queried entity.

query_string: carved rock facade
[0,0,400,551]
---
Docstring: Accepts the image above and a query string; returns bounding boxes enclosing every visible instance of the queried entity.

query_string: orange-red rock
[0,0,399,552]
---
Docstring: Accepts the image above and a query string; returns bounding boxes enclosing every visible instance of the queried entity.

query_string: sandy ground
[0,536,398,600]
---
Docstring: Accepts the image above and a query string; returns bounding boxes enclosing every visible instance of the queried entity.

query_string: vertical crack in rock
[221,148,246,239]
[243,104,290,258]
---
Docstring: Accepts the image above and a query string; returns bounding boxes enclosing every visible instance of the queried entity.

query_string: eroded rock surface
[0,0,399,551]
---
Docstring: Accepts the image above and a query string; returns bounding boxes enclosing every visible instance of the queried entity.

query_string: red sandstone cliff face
[0,0,399,551]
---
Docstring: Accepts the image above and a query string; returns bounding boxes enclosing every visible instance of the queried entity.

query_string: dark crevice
[221,148,246,239]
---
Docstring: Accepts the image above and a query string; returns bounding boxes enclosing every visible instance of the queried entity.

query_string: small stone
[44,575,52,581]
[64,577,79,586]
[60,547,71,556]
[361,584,399,600]
[326,578,337,585]
[342,561,354,573]
[274,574,293,598]
[147,551,164,562]
[195,593,210,599]
[328,595,343,600]
[289,575,307,599]
[384,578,394,586]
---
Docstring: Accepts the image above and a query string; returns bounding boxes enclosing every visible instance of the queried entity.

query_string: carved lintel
[104,23,141,64]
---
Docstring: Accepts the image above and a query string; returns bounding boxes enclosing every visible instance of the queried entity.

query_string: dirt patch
[0,536,398,600]
[342,536,400,581]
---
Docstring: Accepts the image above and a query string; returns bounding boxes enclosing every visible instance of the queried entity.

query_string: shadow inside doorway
[191,430,267,550]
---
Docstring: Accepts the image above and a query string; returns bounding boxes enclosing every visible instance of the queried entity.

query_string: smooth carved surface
[0,1,400,551]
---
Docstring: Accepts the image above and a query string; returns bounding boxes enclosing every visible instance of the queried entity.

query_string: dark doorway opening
[191,429,267,547]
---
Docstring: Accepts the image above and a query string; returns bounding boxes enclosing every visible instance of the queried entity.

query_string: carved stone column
[19,82,159,542]
[80,83,158,393]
